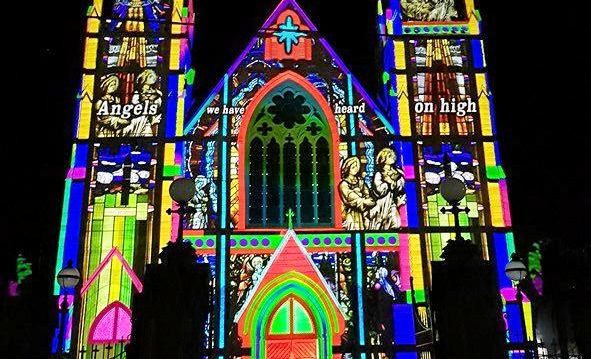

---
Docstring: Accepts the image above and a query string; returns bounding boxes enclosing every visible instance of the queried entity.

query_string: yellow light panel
[394,41,406,70]
[476,73,492,136]
[83,38,98,70]
[159,181,173,250]
[487,183,505,227]
[170,39,181,70]
[397,75,411,136]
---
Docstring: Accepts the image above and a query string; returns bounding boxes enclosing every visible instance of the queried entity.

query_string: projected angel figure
[95,75,129,137]
[369,148,406,230]
[122,69,162,137]
[339,157,376,230]
[401,0,459,21]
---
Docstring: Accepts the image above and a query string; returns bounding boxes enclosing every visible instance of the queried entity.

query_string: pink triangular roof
[235,230,344,322]
[80,247,143,295]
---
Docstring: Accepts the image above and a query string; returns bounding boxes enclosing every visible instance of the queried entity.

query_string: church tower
[53,0,194,354]
[377,0,534,356]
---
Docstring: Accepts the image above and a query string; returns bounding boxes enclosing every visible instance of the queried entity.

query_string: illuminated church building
[55,0,533,357]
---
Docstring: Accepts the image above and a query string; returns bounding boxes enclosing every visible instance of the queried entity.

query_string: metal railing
[76,342,127,359]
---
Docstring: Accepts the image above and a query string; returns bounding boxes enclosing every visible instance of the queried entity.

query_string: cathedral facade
[54,0,532,358]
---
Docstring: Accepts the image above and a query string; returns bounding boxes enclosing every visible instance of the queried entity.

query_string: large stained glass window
[246,89,334,228]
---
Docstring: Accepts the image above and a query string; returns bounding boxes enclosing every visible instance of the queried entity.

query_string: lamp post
[439,153,470,240]
[166,177,196,243]
[56,260,81,357]
[505,253,531,358]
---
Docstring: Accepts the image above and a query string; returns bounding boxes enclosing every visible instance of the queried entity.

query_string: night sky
[3,1,588,285]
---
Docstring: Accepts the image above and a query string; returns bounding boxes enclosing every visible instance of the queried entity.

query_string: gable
[184,0,394,138]
[234,230,345,323]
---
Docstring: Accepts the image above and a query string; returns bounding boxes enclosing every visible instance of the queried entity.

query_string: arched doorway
[266,296,318,359]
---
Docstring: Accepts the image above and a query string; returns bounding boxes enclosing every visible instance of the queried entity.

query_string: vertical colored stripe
[217,75,230,350]
[484,142,497,166]
[159,181,173,250]
[499,180,513,226]
[471,39,484,68]
[388,70,400,134]
[409,235,424,292]
[221,142,228,226]
[354,233,365,345]
[506,233,516,258]
[465,0,480,34]
[74,144,89,167]
[494,233,511,288]
[506,303,524,343]
[171,0,182,34]
[347,75,356,155]
[523,301,533,340]
[166,75,179,138]
[64,182,84,276]
[405,182,418,227]
[222,74,229,137]
[55,179,72,294]
[169,39,181,70]
[218,235,227,348]
[396,75,411,136]
[393,304,416,344]
[83,38,98,70]
[77,75,94,139]
[399,234,410,290]
[176,74,186,136]
[394,41,406,70]
[487,182,505,227]
[164,143,176,167]
[87,17,100,33]
[476,73,493,136]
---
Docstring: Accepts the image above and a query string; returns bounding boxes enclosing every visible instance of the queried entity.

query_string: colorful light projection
[235,231,346,359]
[77,143,156,349]
[379,0,528,355]
[56,0,526,357]
[54,0,194,354]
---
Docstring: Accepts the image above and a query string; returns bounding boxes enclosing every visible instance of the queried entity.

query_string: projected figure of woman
[95,75,129,137]
[370,148,406,230]
[122,69,162,137]
[339,157,376,230]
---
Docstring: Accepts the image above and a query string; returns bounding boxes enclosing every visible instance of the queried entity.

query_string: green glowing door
[266,296,319,359]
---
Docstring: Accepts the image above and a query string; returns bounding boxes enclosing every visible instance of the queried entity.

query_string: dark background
[2,0,588,306]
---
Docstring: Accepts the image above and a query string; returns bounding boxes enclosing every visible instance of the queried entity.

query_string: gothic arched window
[246,88,333,228]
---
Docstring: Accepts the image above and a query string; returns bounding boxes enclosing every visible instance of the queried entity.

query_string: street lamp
[505,253,527,282]
[167,177,196,242]
[56,260,80,357]
[439,153,470,240]
[505,253,531,358]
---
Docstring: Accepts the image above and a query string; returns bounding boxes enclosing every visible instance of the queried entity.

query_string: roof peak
[262,0,318,31]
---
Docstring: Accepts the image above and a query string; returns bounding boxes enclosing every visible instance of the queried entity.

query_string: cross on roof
[285,208,295,229]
